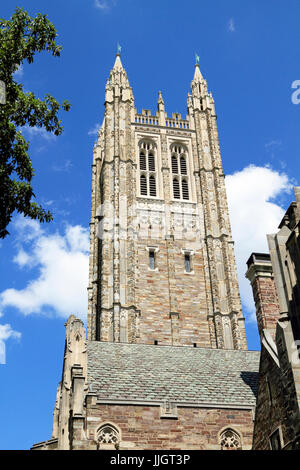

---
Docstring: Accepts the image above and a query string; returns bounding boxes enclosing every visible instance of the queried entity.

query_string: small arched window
[140,174,147,195]
[170,144,190,200]
[173,178,180,199]
[138,140,157,197]
[139,152,146,170]
[149,175,156,197]
[182,179,189,200]
[171,155,179,174]
[97,424,120,449]
[220,428,242,450]
[148,153,155,172]
[180,156,187,175]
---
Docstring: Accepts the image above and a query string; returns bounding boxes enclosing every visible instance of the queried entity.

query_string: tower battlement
[134,109,190,129]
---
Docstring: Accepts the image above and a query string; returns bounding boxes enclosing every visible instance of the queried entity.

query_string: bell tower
[87,52,247,350]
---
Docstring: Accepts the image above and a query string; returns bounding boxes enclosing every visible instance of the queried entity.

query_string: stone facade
[246,187,300,450]
[87,53,247,350]
[32,54,261,451]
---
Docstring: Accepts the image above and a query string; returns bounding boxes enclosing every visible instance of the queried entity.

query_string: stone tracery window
[171,144,190,200]
[97,424,120,448]
[220,428,241,450]
[139,140,157,197]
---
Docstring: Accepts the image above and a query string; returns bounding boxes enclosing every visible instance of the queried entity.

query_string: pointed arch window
[138,140,157,197]
[220,428,242,450]
[180,156,187,175]
[97,423,120,450]
[148,152,155,172]
[139,151,146,170]
[149,175,156,197]
[182,179,189,200]
[170,144,190,200]
[173,178,180,199]
[140,174,147,195]
[171,155,178,174]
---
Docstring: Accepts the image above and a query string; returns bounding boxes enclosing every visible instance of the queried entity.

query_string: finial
[157,90,164,105]
[195,52,200,65]
[117,43,122,55]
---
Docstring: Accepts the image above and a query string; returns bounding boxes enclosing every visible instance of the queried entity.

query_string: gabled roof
[87,342,260,408]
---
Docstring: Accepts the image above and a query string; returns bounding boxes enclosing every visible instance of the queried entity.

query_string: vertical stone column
[55,316,88,450]
[190,63,246,349]
[87,53,140,343]
[246,253,280,339]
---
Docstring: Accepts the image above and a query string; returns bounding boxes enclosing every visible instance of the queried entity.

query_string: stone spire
[105,50,133,104]
[187,55,247,350]
[88,49,136,342]
[190,58,209,110]
[112,52,124,71]
[193,62,203,82]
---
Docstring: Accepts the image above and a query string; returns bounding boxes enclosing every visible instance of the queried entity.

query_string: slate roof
[87,341,260,407]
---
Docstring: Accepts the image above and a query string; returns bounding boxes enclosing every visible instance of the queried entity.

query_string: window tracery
[220,428,241,450]
[171,144,190,200]
[139,140,157,197]
[97,424,120,447]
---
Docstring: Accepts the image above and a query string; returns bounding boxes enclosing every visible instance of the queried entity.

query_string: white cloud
[13,64,24,78]
[225,165,293,321]
[0,218,89,320]
[21,125,57,141]
[94,0,117,10]
[88,123,100,136]
[52,159,73,172]
[265,140,282,149]
[14,217,43,242]
[13,249,34,268]
[0,323,21,364]
[227,18,235,32]
[94,0,109,10]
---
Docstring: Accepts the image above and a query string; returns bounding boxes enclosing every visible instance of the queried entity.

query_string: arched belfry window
[140,174,147,195]
[171,144,190,200]
[138,140,157,197]
[173,178,180,199]
[182,179,189,200]
[180,156,187,175]
[220,428,242,450]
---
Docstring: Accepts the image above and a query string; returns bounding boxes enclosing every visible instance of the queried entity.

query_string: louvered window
[149,175,156,197]
[138,140,157,197]
[171,155,178,174]
[170,144,190,200]
[173,178,180,199]
[140,174,147,195]
[180,156,187,174]
[140,152,146,170]
[148,153,155,171]
[182,179,189,200]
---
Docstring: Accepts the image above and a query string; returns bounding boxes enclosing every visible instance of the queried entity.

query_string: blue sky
[1,0,300,450]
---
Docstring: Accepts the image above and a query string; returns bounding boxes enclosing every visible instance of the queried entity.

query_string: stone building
[31,53,261,450]
[246,187,300,450]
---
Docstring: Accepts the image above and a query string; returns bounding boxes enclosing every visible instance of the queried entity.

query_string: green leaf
[0,7,71,238]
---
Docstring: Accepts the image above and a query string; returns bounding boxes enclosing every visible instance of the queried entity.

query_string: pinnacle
[157,90,164,104]
[193,63,203,81]
[113,53,124,70]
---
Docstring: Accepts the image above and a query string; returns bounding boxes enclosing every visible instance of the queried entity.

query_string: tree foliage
[0,7,70,238]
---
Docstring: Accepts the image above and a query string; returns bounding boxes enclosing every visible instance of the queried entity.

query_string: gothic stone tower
[88,53,247,350]
[32,54,260,451]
